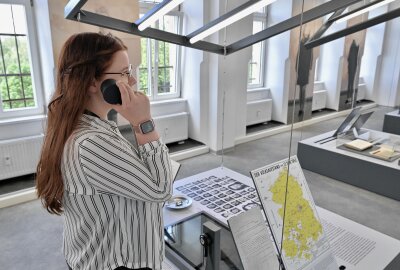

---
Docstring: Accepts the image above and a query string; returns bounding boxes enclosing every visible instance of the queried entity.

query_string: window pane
[22,75,33,99]
[8,76,23,100]
[0,5,36,111]
[1,36,19,74]
[139,8,180,99]
[12,5,27,35]
[0,4,15,34]
[139,38,149,94]
[17,37,31,74]
[248,20,264,87]
[0,50,4,74]
[0,76,9,106]
[0,4,27,34]
[157,41,176,94]
[11,100,25,108]
[157,15,178,95]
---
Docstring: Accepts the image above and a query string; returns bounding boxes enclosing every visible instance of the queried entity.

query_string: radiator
[153,112,189,144]
[357,84,367,101]
[0,135,44,181]
[246,99,273,126]
[312,90,327,111]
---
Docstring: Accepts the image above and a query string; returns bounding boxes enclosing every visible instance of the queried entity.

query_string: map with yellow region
[251,156,338,270]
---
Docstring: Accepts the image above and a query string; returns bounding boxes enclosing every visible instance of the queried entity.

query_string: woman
[36,32,173,270]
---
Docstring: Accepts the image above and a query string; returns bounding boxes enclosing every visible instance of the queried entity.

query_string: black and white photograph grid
[175,175,260,220]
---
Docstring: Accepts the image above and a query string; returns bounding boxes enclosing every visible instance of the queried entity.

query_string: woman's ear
[88,79,99,93]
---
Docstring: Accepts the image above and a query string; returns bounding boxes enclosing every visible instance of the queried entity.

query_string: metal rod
[225,0,362,55]
[135,0,177,26]
[307,8,347,46]
[305,7,400,49]
[64,10,226,55]
[187,0,265,38]
[328,0,386,22]
[64,0,87,19]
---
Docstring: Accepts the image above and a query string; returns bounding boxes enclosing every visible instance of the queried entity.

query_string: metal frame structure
[305,0,400,48]
[64,0,400,55]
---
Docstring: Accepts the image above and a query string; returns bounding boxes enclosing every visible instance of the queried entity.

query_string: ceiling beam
[305,7,400,49]
[64,8,226,55]
[225,0,362,55]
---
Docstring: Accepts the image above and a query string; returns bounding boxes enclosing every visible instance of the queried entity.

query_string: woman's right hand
[111,81,152,126]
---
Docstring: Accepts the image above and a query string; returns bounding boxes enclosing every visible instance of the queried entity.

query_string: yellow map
[269,167,323,261]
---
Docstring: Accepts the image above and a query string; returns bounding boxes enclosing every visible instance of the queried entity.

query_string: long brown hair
[36,32,127,215]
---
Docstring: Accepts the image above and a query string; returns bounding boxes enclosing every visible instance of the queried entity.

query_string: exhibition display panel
[298,129,400,201]
[163,167,400,270]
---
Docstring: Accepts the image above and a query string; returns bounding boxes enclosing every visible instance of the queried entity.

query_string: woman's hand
[111,81,151,126]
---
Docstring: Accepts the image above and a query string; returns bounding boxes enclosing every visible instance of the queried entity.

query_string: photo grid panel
[175,175,261,221]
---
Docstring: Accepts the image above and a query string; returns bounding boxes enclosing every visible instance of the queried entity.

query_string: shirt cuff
[138,139,165,155]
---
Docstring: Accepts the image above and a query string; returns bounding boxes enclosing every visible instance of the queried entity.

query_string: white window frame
[139,2,182,101]
[0,0,44,120]
[248,12,267,90]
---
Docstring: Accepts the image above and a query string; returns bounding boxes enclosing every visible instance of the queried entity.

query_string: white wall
[181,0,209,145]
[360,6,388,102]
[181,0,251,152]
[265,0,292,124]
[318,22,346,111]
[374,2,400,106]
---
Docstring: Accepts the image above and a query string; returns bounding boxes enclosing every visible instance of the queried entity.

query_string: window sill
[247,87,269,92]
[0,114,46,126]
[150,98,187,106]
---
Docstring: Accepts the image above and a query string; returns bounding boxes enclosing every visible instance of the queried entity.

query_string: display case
[165,212,243,270]
[336,129,400,162]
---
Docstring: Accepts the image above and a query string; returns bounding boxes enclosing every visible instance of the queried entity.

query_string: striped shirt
[61,114,173,270]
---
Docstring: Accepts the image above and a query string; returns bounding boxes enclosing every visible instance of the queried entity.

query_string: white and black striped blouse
[61,114,173,270]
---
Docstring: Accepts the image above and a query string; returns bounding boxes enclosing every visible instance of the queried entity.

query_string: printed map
[251,156,338,270]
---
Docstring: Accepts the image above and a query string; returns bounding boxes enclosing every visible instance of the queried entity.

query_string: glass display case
[165,212,244,270]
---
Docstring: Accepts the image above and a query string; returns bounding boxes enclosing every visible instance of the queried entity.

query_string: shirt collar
[81,111,118,132]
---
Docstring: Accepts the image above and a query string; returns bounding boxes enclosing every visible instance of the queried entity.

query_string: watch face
[140,120,155,134]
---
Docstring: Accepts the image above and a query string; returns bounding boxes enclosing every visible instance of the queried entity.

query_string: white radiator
[153,112,189,144]
[246,99,273,126]
[357,84,367,101]
[0,135,43,181]
[312,90,327,111]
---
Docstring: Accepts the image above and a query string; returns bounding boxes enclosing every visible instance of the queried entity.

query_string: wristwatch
[132,119,155,134]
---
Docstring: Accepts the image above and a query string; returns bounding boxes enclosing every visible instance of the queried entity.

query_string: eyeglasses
[103,64,133,78]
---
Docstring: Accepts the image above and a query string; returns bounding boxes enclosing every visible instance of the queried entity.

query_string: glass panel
[7,75,23,100]
[0,49,4,74]
[12,5,27,35]
[160,14,178,34]
[17,36,31,74]
[0,75,9,106]
[0,4,14,34]
[10,100,25,108]
[22,75,34,100]
[139,38,149,94]
[248,20,264,86]
[25,99,34,107]
[1,36,19,74]
[165,213,244,269]
[150,39,156,97]
[157,15,178,95]
[157,41,175,94]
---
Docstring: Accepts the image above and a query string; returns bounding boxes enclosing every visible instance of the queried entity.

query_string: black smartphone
[100,79,122,105]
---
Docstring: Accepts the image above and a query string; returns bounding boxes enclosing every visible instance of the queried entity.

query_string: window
[0,0,43,119]
[248,14,266,89]
[139,2,182,100]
